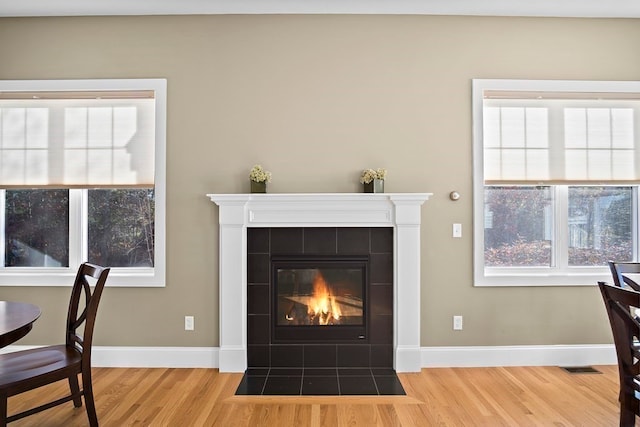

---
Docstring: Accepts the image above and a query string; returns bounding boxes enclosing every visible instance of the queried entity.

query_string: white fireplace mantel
[207,193,431,372]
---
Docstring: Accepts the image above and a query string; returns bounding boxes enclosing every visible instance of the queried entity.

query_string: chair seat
[0,345,82,395]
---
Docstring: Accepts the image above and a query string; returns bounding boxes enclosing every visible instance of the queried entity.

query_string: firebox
[247,226,394,369]
[272,256,368,343]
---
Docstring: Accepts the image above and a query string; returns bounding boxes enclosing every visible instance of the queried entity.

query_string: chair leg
[0,394,7,427]
[82,369,99,427]
[619,397,638,427]
[620,406,636,427]
[69,374,82,407]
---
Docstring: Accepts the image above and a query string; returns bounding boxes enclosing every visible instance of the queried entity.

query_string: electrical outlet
[453,315,463,330]
[185,315,194,331]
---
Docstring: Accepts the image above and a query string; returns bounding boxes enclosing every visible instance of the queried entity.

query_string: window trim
[473,79,640,287]
[0,79,166,287]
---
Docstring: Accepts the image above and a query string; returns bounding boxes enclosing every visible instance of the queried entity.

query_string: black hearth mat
[235,367,406,396]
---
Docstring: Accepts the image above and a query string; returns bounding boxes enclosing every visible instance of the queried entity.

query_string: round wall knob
[449,191,461,201]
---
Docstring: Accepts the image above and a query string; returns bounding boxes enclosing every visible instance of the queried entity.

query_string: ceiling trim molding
[1,0,639,18]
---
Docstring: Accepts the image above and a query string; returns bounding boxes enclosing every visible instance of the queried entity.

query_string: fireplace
[247,227,394,369]
[208,193,430,373]
[273,256,367,340]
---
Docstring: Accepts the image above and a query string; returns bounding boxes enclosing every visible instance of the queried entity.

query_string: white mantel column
[216,200,249,372]
[391,196,426,372]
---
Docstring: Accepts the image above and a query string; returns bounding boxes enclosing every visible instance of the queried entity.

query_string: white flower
[249,165,272,183]
[360,168,387,184]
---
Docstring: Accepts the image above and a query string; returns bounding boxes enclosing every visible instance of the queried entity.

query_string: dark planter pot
[363,179,384,193]
[250,180,267,193]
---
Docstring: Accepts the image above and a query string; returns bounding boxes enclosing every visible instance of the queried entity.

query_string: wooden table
[0,301,41,348]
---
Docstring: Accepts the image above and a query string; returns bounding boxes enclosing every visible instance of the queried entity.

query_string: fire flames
[307,272,341,325]
[280,269,363,326]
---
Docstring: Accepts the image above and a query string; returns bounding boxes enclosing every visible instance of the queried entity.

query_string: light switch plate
[453,223,462,238]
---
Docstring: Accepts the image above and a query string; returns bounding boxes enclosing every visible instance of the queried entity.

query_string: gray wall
[1,14,637,348]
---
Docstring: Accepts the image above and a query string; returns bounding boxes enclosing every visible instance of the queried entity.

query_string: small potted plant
[249,164,272,193]
[360,168,386,193]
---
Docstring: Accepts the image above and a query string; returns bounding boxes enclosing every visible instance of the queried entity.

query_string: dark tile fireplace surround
[239,226,405,395]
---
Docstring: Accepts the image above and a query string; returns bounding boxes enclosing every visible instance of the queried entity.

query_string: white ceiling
[1,0,639,18]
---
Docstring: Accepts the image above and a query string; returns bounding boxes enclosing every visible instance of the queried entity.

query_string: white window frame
[0,79,166,287]
[473,79,640,287]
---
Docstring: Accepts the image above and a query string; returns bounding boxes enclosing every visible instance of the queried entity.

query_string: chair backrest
[608,261,640,291]
[597,281,640,408]
[66,263,110,366]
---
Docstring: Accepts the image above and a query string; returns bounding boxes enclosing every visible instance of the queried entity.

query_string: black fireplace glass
[272,256,368,343]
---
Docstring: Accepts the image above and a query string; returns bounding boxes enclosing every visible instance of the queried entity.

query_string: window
[0,79,166,286]
[473,79,640,286]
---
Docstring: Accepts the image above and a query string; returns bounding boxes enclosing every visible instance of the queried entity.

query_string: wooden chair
[609,261,640,291]
[598,281,640,426]
[0,263,110,426]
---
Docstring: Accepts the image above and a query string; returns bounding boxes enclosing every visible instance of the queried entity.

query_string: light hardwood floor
[8,365,621,426]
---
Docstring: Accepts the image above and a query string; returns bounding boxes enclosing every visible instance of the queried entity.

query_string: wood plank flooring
[7,365,621,426]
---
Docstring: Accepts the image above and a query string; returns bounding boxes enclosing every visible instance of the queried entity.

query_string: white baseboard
[0,345,219,368]
[1,344,616,369]
[421,344,617,368]
[92,346,219,368]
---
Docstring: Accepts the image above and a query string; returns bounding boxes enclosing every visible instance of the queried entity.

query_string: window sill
[475,270,612,287]
[0,267,165,287]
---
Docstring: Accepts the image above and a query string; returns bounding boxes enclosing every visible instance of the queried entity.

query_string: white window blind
[0,90,156,188]
[482,92,640,184]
